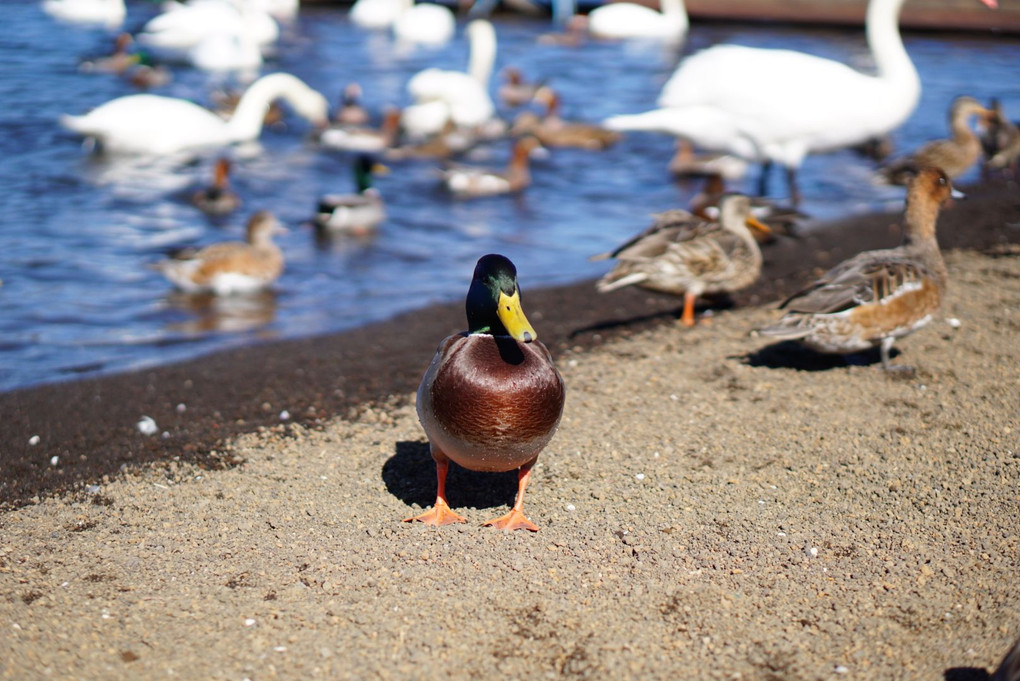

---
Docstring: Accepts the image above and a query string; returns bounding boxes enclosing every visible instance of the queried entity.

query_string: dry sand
[2,245,1018,680]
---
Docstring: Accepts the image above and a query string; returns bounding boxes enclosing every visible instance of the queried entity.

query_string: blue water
[0,1,1017,392]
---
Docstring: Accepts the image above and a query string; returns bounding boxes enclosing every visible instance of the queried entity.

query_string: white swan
[393,1,456,46]
[401,20,498,138]
[604,0,997,204]
[138,0,279,62]
[61,72,329,155]
[348,0,406,29]
[41,0,125,28]
[588,0,687,42]
[188,28,263,72]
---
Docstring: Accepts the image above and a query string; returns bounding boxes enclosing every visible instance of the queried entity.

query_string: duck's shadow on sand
[943,667,991,681]
[383,441,519,511]
[742,340,892,372]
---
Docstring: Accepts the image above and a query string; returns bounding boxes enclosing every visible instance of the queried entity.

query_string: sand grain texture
[2,247,1018,680]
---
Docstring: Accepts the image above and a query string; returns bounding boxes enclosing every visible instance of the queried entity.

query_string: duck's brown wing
[592,210,700,261]
[779,251,933,315]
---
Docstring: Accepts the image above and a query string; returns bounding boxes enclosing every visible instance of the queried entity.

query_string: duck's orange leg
[680,291,698,327]
[404,456,467,526]
[483,461,539,532]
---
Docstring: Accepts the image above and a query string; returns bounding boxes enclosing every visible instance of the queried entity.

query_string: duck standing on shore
[408,254,566,531]
[758,166,955,373]
[592,195,771,326]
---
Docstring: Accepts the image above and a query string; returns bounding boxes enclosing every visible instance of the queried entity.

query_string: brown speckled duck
[407,254,566,532]
[510,86,620,150]
[593,195,771,326]
[881,96,993,184]
[153,210,286,295]
[759,166,954,373]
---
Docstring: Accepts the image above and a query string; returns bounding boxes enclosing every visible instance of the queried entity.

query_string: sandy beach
[1,177,1019,679]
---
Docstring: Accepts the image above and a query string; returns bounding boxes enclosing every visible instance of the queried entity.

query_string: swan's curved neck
[866,0,916,85]
[227,74,307,142]
[468,25,497,88]
[660,0,685,19]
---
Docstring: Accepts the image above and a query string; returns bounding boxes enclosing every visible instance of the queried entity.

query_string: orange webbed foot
[404,500,467,526]
[482,508,539,532]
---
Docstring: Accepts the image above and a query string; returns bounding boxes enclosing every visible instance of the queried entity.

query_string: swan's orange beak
[980,0,998,8]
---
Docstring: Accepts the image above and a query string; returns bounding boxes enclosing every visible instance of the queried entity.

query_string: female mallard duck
[314,155,388,236]
[153,210,286,295]
[510,87,620,150]
[440,136,541,198]
[881,96,993,185]
[593,195,771,326]
[688,173,804,242]
[758,167,954,373]
[191,157,241,216]
[408,254,566,531]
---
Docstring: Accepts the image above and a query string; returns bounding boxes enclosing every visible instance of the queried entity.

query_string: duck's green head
[466,254,537,342]
[354,155,388,194]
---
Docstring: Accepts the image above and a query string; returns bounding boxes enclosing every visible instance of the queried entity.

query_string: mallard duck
[881,96,993,185]
[314,155,388,236]
[407,254,566,531]
[510,87,619,150]
[440,136,541,198]
[319,107,401,153]
[758,167,954,373]
[153,210,286,295]
[191,157,241,216]
[592,195,771,326]
[688,173,805,242]
[334,83,370,127]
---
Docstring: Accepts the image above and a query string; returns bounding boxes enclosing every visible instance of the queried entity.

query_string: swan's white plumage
[402,20,498,137]
[348,0,405,28]
[61,72,328,155]
[588,0,687,42]
[393,3,455,46]
[605,0,946,176]
[42,0,125,27]
[188,30,263,72]
[138,0,279,61]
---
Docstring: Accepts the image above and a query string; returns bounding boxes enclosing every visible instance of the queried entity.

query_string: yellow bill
[497,290,537,342]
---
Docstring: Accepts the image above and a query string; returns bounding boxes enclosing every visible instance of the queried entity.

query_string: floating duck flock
[13,0,1017,430]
